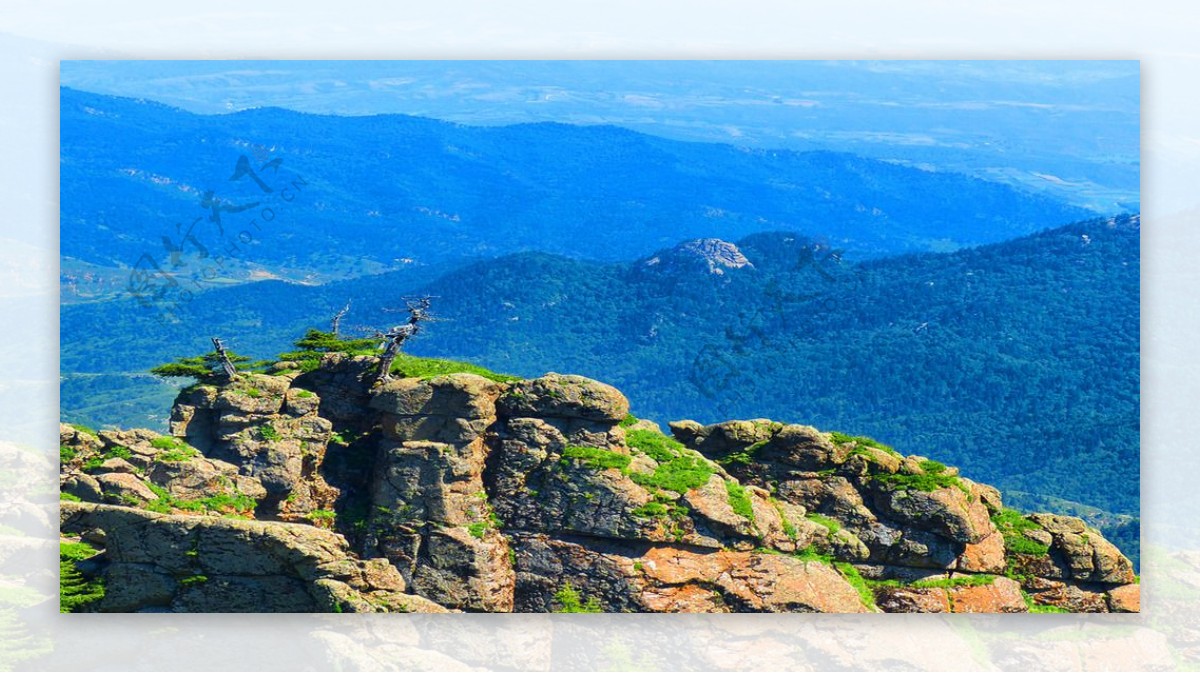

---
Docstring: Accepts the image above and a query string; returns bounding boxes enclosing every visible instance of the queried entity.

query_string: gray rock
[95,473,159,504]
[498,374,628,422]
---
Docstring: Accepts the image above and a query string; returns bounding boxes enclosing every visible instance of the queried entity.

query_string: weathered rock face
[365,374,514,612]
[60,502,447,613]
[59,362,1139,613]
[164,373,339,523]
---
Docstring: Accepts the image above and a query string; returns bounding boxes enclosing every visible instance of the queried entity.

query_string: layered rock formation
[59,356,1138,613]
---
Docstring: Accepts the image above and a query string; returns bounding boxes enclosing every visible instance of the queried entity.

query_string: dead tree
[331,300,352,337]
[211,337,239,380]
[374,297,433,382]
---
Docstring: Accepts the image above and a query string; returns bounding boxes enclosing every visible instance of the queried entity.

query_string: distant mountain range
[60,60,1141,213]
[61,87,1093,302]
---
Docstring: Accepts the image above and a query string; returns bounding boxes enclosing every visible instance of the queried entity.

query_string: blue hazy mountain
[61,60,1140,213]
[61,86,1094,303]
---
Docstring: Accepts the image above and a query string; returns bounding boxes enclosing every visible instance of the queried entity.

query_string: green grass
[294,389,315,399]
[80,444,137,472]
[625,429,685,463]
[466,512,502,539]
[806,513,842,535]
[150,436,185,451]
[772,499,798,540]
[143,483,257,516]
[151,437,200,462]
[833,562,877,610]
[245,387,263,398]
[919,459,948,474]
[60,492,82,502]
[68,423,99,437]
[283,333,521,383]
[60,541,104,613]
[625,429,716,494]
[619,413,638,428]
[872,471,966,494]
[179,574,208,587]
[792,545,834,564]
[629,455,715,494]
[561,445,632,471]
[992,508,1051,556]
[717,440,768,467]
[630,500,670,519]
[258,423,282,442]
[552,582,603,613]
[389,353,521,383]
[870,574,997,590]
[60,444,77,464]
[725,480,755,523]
[829,432,901,457]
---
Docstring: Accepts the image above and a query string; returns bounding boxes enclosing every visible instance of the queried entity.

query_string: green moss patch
[725,480,755,523]
[561,445,632,471]
[992,508,1051,555]
[626,429,716,494]
[829,431,901,457]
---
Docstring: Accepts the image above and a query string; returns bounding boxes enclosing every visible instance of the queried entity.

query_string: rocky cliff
[59,354,1138,613]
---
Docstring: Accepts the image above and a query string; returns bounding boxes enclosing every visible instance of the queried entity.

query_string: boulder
[95,473,159,504]
[872,485,993,544]
[61,473,104,503]
[498,374,628,422]
[147,457,241,500]
[60,502,422,613]
[1107,583,1140,613]
[1027,514,1136,585]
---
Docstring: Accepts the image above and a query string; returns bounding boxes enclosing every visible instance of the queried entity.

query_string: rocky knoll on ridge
[59,354,1138,613]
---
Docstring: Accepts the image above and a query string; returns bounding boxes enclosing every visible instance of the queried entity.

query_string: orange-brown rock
[1107,583,1141,612]
[639,547,871,613]
[956,530,1006,573]
[948,576,1026,613]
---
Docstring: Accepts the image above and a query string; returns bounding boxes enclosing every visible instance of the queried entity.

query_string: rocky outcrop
[366,374,514,612]
[641,238,754,276]
[59,360,1139,613]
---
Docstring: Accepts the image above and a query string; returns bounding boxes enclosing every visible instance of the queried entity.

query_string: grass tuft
[725,480,756,523]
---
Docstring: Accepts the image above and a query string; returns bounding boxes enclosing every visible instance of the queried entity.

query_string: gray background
[1,1,1196,670]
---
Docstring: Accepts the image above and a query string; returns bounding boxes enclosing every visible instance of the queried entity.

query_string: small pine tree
[292,328,377,354]
[150,349,264,383]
